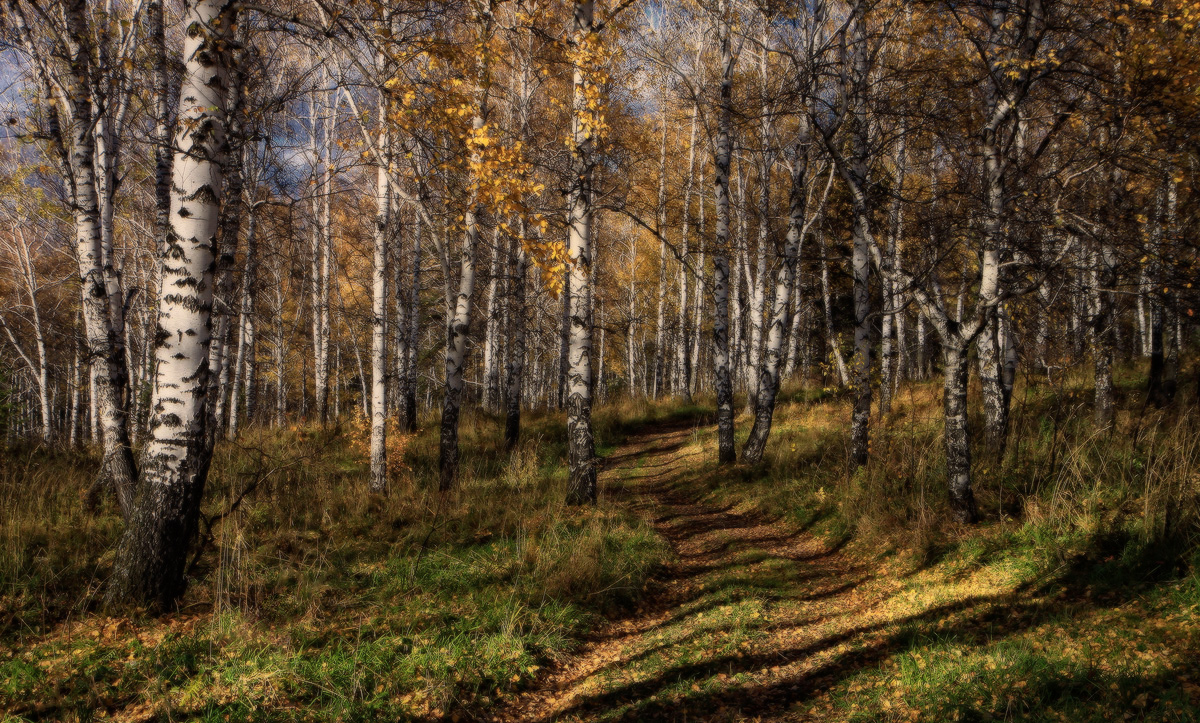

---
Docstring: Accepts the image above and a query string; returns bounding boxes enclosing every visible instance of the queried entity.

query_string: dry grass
[0,407,669,721]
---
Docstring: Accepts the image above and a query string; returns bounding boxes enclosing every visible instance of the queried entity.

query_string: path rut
[497,420,883,723]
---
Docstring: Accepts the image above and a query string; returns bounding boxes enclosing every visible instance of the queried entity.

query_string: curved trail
[497,420,883,723]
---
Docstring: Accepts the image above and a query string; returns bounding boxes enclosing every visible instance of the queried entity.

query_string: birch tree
[710,0,736,465]
[109,0,237,608]
[7,0,139,514]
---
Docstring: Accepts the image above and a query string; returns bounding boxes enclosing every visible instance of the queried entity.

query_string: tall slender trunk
[783,288,803,380]
[743,157,805,464]
[309,82,330,425]
[943,342,978,523]
[401,217,421,432]
[691,163,708,395]
[747,162,770,410]
[368,113,391,493]
[732,171,746,390]
[1148,293,1167,406]
[558,271,570,407]
[1162,166,1180,402]
[505,234,528,448]
[69,344,81,446]
[880,137,905,413]
[711,0,736,465]
[565,0,598,504]
[676,113,696,397]
[228,203,259,438]
[109,0,235,609]
[20,0,140,513]
[440,7,491,490]
[653,113,669,398]
[976,311,1010,455]
[208,68,246,439]
[1136,270,1150,357]
[483,228,504,411]
[848,201,872,468]
[1092,245,1116,426]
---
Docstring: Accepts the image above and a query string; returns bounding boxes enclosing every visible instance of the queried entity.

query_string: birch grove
[0,0,1197,613]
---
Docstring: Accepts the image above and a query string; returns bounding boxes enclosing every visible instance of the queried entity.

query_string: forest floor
[497,415,1200,723]
[3,378,1200,722]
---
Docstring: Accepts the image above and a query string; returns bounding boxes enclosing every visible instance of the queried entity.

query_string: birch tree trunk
[976,311,1010,454]
[711,0,736,465]
[208,67,246,439]
[743,156,805,464]
[228,203,260,439]
[108,0,235,609]
[70,343,81,446]
[309,76,332,426]
[846,119,872,468]
[943,342,978,523]
[1092,244,1117,426]
[21,0,141,514]
[439,4,491,490]
[505,234,529,448]
[0,227,52,442]
[400,217,421,432]
[556,266,572,405]
[672,107,697,397]
[652,112,669,398]
[818,228,849,387]
[565,0,598,504]
[880,138,906,414]
[369,109,391,494]
[483,229,504,412]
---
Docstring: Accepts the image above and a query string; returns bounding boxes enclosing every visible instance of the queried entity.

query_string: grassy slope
[646,367,1200,722]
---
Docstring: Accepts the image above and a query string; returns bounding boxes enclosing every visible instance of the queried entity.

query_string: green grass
[0,407,670,722]
[596,362,1200,722]
[2,362,1198,722]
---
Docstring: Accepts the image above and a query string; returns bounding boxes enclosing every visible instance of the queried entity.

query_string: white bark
[565,0,597,504]
[110,0,236,608]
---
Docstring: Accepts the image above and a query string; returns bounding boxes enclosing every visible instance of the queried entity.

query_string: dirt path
[496,420,885,723]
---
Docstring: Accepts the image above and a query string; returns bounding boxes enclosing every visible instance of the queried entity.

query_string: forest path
[496,419,883,723]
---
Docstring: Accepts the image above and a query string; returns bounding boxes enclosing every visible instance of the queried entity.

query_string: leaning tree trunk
[943,341,979,524]
[711,0,736,465]
[108,0,235,610]
[742,158,805,464]
[565,0,598,504]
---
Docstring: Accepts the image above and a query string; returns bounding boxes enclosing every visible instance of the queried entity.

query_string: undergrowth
[0,407,669,722]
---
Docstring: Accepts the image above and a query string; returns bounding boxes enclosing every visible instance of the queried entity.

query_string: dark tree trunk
[943,342,979,524]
